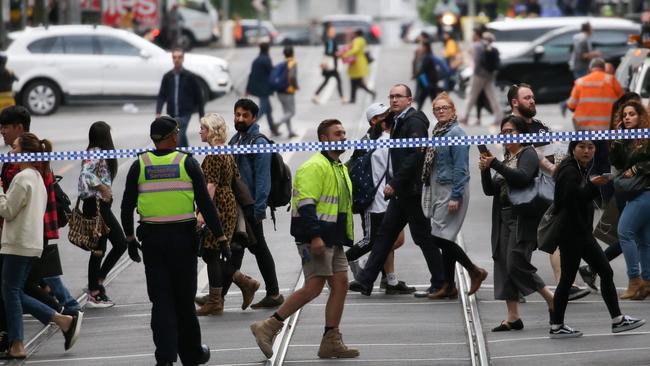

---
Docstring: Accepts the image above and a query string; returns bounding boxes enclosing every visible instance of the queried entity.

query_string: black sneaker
[385,281,416,295]
[549,324,583,339]
[250,295,284,309]
[612,315,646,334]
[578,265,598,291]
[63,312,83,350]
[198,344,210,364]
[380,276,387,289]
[349,280,372,296]
[568,286,591,301]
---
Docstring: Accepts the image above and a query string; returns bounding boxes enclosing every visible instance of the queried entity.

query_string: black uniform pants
[356,195,446,288]
[139,222,202,364]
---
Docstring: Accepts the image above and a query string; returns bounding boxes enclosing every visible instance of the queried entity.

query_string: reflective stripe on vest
[137,151,195,223]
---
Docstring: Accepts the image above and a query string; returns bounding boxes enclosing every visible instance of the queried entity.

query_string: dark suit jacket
[246,53,273,97]
[389,107,430,198]
[155,68,204,118]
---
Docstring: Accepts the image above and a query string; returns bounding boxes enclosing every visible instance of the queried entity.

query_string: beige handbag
[67,198,110,251]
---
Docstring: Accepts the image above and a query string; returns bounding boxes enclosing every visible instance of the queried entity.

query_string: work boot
[631,279,650,300]
[233,271,260,310]
[250,317,284,358]
[428,283,458,300]
[317,328,360,359]
[620,277,643,300]
[196,287,223,316]
[194,293,209,306]
[468,267,488,296]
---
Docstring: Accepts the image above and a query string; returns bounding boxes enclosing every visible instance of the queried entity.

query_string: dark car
[496,22,640,103]
[322,14,381,45]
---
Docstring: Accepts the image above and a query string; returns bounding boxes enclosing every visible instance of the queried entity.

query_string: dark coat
[553,157,600,244]
[481,146,541,257]
[246,53,273,97]
[388,107,430,198]
[155,68,204,118]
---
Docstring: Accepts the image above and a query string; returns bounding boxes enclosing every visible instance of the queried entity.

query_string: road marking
[289,342,467,347]
[490,346,650,360]
[283,357,471,364]
[308,301,457,306]
[266,272,304,366]
[489,331,650,344]
[24,347,261,364]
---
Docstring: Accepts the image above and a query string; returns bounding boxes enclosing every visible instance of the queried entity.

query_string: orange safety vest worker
[567,70,624,131]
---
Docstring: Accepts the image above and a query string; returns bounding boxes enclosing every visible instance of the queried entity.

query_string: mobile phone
[477,145,489,154]
[602,173,615,179]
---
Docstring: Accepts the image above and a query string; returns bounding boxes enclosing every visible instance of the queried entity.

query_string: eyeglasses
[433,105,452,113]
[388,94,408,100]
[500,128,517,135]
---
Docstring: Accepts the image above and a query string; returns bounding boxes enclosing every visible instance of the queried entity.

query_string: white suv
[6,25,232,115]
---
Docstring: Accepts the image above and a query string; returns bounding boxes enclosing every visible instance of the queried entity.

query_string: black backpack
[348,149,387,214]
[482,45,500,73]
[246,134,292,226]
[53,175,71,228]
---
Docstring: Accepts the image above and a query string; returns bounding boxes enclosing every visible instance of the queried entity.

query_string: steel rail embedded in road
[457,234,489,366]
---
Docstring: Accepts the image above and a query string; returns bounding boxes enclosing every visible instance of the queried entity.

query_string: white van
[176,0,220,48]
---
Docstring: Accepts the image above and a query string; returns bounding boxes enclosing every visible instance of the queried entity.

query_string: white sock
[386,273,398,286]
[612,315,624,324]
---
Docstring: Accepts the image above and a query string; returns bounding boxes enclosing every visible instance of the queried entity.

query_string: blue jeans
[175,115,191,148]
[2,255,55,343]
[617,190,650,280]
[43,276,80,313]
[257,95,274,132]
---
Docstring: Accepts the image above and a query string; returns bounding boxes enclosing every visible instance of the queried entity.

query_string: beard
[332,149,346,154]
[235,122,249,132]
[518,104,536,119]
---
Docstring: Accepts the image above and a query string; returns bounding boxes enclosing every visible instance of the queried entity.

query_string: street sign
[81,0,159,28]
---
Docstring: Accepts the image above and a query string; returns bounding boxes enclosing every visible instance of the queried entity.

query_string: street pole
[466,0,476,43]
[20,0,27,29]
[0,1,4,50]
[222,0,230,20]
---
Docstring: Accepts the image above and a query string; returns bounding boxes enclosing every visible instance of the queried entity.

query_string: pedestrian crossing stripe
[1,128,647,163]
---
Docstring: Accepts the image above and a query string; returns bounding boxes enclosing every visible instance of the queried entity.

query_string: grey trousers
[277,92,296,134]
[461,73,503,125]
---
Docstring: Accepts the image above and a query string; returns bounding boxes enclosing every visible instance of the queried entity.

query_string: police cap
[150,116,179,142]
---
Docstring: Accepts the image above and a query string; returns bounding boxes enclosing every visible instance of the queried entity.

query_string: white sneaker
[86,293,115,309]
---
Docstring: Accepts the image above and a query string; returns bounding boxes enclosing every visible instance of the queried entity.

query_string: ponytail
[17,133,52,175]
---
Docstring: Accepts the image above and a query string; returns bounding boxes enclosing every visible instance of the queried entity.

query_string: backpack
[268,61,289,92]
[246,134,292,226]
[481,45,500,73]
[348,150,388,214]
[53,175,71,228]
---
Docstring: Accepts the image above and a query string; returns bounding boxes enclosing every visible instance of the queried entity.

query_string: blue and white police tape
[2,128,648,163]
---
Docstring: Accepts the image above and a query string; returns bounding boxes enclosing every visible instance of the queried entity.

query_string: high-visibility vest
[137,151,195,223]
[567,70,623,131]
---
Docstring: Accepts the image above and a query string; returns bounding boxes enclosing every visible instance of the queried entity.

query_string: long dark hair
[369,112,394,139]
[500,115,530,158]
[87,121,117,180]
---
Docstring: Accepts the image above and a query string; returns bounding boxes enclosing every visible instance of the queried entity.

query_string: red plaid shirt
[1,163,59,240]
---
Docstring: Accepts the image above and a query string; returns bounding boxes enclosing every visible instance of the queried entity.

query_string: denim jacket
[228,123,272,220]
[434,122,469,199]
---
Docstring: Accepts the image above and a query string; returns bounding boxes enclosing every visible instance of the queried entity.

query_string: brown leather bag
[67,198,110,251]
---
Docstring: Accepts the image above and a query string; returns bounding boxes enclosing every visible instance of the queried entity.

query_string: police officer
[121,116,226,366]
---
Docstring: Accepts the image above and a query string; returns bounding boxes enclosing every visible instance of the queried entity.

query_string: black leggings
[202,248,236,288]
[350,78,373,104]
[553,236,621,325]
[221,246,245,297]
[83,198,127,292]
[416,86,438,111]
[315,70,343,98]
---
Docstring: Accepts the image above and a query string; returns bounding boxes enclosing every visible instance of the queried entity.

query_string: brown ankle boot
[428,284,459,300]
[250,317,284,358]
[317,328,360,359]
[468,267,488,296]
[233,271,260,310]
[195,293,209,306]
[197,287,223,316]
[620,277,642,300]
[631,279,650,300]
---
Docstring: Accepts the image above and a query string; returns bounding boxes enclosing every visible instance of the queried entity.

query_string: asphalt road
[3,42,650,366]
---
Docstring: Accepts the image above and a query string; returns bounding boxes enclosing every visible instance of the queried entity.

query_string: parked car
[322,14,381,44]
[6,25,232,115]
[238,19,281,46]
[496,22,640,103]
[616,43,650,105]
[487,17,637,59]
[175,0,221,49]
[278,25,313,46]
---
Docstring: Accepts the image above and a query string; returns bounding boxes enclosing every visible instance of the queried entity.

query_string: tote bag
[67,198,110,251]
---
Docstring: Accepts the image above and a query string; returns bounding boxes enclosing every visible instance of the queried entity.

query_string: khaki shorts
[296,243,348,280]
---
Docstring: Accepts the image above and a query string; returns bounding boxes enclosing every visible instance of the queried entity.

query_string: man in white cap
[346,102,417,295]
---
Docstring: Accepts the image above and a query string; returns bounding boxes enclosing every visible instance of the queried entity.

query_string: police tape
[1,128,649,163]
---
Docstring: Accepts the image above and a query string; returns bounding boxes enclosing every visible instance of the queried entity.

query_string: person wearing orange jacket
[567,57,624,195]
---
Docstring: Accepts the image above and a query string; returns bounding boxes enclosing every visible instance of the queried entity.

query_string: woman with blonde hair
[194,113,260,315]
[610,100,650,300]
